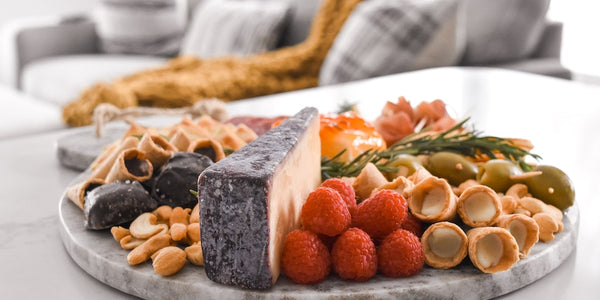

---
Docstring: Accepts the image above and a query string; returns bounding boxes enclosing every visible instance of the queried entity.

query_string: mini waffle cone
[408,176,457,222]
[421,222,468,269]
[89,136,139,180]
[467,227,519,273]
[105,148,153,183]
[495,214,539,258]
[457,185,502,227]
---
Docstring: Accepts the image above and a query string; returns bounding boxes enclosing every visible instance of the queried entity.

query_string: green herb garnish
[321,118,541,179]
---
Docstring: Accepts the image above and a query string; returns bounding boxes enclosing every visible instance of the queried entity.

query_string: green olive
[385,154,423,179]
[523,165,575,211]
[476,159,522,192]
[425,152,478,186]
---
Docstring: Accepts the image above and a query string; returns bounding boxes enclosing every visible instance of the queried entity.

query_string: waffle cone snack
[408,177,457,222]
[66,178,106,210]
[457,185,502,227]
[467,227,519,273]
[89,136,139,180]
[421,222,468,269]
[495,214,540,258]
[105,149,153,183]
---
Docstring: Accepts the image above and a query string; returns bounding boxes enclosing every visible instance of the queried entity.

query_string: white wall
[548,0,599,79]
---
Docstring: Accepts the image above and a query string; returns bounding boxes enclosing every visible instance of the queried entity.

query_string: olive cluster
[386,152,574,211]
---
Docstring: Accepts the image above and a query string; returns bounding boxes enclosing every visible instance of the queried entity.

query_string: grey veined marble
[59,178,579,300]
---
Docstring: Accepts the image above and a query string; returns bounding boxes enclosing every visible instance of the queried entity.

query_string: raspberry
[281,229,331,284]
[321,178,357,215]
[377,229,424,278]
[401,212,424,238]
[318,233,338,251]
[331,228,377,282]
[352,189,408,240]
[301,187,351,236]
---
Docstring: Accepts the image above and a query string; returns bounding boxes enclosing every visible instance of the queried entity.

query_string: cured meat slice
[199,107,321,289]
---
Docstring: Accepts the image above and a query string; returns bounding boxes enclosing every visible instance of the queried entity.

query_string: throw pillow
[460,0,550,65]
[96,0,187,56]
[181,0,291,58]
[319,0,462,86]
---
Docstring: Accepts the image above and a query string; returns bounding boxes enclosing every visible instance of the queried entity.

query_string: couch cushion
[0,85,63,139]
[460,0,550,65]
[181,0,291,58]
[22,55,167,106]
[277,0,323,47]
[96,0,187,56]
[319,0,462,85]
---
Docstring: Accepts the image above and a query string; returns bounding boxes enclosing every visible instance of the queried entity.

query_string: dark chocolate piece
[84,181,157,230]
[152,152,213,208]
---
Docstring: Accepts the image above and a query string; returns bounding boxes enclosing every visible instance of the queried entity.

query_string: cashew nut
[543,204,564,232]
[169,207,191,227]
[111,226,130,242]
[170,223,188,242]
[518,197,546,215]
[127,233,171,265]
[129,213,169,239]
[533,213,559,242]
[506,183,529,199]
[456,179,479,196]
[189,204,200,224]
[185,242,204,266]
[513,207,532,217]
[499,195,517,215]
[119,235,146,250]
[187,223,200,244]
[153,205,173,225]
[152,246,187,276]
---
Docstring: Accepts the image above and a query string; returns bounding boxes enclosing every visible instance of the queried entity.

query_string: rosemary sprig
[321,118,541,179]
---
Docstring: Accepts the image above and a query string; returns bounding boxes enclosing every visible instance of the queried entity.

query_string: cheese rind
[198,107,321,289]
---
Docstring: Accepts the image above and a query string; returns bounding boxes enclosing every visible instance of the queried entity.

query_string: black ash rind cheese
[199,107,321,290]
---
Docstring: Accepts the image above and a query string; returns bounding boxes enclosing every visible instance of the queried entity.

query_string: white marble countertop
[1,67,599,299]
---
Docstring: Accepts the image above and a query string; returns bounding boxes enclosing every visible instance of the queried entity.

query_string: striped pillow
[181,0,290,58]
[319,0,462,85]
[96,0,187,56]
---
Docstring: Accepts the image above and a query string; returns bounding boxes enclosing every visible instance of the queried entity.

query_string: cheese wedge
[198,107,321,289]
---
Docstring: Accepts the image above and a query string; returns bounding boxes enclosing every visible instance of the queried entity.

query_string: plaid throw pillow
[181,0,291,58]
[319,0,461,85]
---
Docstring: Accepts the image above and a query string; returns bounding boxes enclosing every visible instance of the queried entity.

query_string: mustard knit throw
[62,0,363,127]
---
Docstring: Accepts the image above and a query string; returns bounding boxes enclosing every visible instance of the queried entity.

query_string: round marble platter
[59,172,579,300]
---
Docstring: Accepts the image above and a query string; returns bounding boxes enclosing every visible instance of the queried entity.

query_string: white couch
[0,0,571,139]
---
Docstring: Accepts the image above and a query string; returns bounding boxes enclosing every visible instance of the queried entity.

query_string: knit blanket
[62,0,363,127]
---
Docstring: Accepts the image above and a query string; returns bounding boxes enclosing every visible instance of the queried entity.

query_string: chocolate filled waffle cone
[187,138,225,162]
[457,185,502,227]
[89,141,118,171]
[137,133,177,169]
[66,178,105,210]
[408,176,457,222]
[467,227,519,273]
[105,148,153,183]
[169,129,192,152]
[421,222,468,269]
[495,214,539,258]
[89,136,139,180]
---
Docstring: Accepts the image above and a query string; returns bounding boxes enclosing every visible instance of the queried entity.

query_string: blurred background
[0,0,597,84]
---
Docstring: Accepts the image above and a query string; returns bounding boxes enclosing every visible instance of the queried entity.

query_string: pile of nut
[110,205,203,276]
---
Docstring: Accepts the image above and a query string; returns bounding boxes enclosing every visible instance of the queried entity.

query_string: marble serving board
[59,173,579,300]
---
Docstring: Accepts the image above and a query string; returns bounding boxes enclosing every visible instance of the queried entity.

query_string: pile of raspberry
[281,178,425,284]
